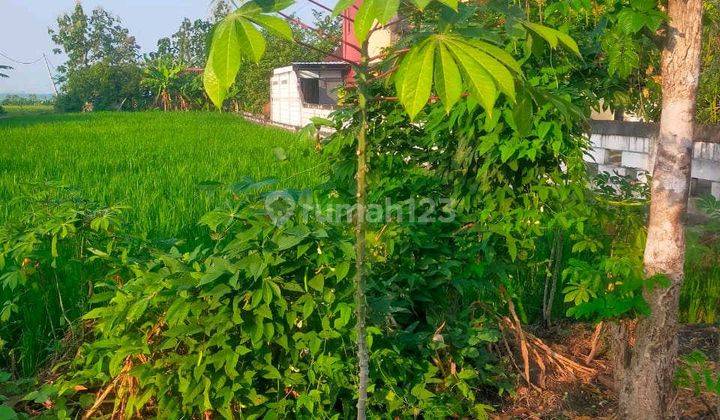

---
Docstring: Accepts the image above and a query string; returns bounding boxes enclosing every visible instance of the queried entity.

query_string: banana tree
[143,59,184,111]
[203,1,578,417]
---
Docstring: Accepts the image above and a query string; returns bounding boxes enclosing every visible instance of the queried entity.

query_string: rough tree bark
[618,1,703,418]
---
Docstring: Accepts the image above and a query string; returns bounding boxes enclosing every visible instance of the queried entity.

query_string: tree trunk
[353,42,371,420]
[618,1,703,418]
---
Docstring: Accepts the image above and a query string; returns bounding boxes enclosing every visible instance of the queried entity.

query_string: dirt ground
[496,323,719,419]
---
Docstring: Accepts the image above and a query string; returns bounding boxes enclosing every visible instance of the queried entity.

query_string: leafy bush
[0,186,133,376]
[18,185,504,418]
[55,63,146,112]
[675,350,720,399]
[560,172,658,322]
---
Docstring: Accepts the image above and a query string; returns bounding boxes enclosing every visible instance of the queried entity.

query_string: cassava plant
[202,0,578,417]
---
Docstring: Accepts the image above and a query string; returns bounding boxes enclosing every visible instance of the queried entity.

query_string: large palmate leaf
[434,43,462,113]
[393,20,581,119]
[203,2,293,108]
[395,35,521,119]
[396,40,436,118]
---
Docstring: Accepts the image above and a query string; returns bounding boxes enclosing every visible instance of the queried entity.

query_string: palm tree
[0,65,12,78]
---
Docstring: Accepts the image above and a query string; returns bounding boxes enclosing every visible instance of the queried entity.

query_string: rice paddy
[0,112,324,239]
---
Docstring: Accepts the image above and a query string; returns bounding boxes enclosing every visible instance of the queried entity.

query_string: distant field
[0,112,324,239]
[1,104,55,117]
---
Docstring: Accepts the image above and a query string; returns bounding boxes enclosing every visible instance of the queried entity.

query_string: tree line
[49,2,340,114]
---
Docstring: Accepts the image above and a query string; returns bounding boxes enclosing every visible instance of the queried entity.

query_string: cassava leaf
[208,17,243,89]
[354,0,380,44]
[247,14,293,41]
[437,0,459,10]
[472,40,523,74]
[377,0,400,24]
[203,63,226,108]
[398,40,436,120]
[524,22,558,48]
[447,42,498,113]
[434,42,462,112]
[555,30,581,57]
[236,19,267,63]
[447,38,516,102]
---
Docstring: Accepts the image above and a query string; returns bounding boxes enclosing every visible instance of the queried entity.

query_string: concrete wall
[271,66,302,127]
[586,121,720,198]
[270,67,342,128]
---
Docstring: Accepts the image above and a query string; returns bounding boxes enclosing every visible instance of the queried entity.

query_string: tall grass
[681,228,720,324]
[0,112,324,239]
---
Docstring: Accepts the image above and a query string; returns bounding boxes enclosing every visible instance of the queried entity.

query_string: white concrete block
[628,137,647,153]
[584,147,607,164]
[692,159,720,182]
[643,137,652,153]
[590,133,603,149]
[696,143,717,160]
[714,144,720,161]
[693,142,704,157]
[712,182,720,199]
[622,151,648,170]
[602,135,629,151]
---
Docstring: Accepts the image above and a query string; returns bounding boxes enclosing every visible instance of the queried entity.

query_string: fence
[586,120,720,198]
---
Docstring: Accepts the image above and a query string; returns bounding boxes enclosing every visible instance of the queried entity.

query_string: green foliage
[150,18,213,68]
[0,186,132,376]
[0,370,30,419]
[1,94,53,106]
[48,193,359,418]
[697,0,720,124]
[0,112,322,240]
[204,2,294,108]
[142,59,186,111]
[7,0,720,417]
[49,3,139,80]
[681,195,720,324]
[19,186,508,418]
[55,62,145,112]
[561,172,656,322]
[395,34,521,119]
[675,350,720,396]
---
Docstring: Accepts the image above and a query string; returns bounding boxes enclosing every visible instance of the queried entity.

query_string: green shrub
[25,186,504,418]
[55,63,147,112]
[0,186,134,376]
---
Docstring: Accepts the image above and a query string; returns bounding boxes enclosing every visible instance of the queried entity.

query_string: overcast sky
[0,0,319,94]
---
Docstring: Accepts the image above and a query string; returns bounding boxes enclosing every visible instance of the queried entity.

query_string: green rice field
[0,112,324,239]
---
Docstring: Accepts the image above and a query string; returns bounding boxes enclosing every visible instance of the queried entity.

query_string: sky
[0,0,320,94]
